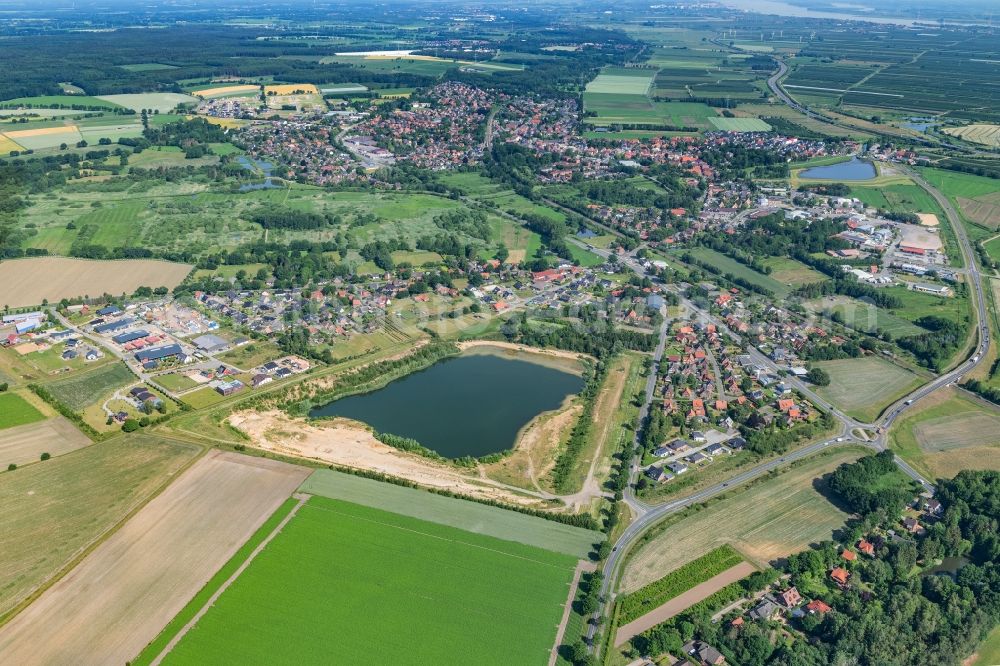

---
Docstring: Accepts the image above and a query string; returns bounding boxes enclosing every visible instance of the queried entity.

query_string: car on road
[836,437,845,442]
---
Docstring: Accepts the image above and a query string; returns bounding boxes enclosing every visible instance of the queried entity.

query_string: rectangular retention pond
[309,348,584,458]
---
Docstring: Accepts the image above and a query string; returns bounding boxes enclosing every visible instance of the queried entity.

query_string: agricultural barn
[94,318,135,334]
[112,329,149,345]
[192,334,230,353]
[134,343,183,363]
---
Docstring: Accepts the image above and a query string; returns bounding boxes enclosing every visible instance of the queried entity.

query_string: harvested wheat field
[0,257,192,308]
[0,134,24,154]
[0,416,91,467]
[191,84,259,98]
[0,450,309,665]
[264,83,319,95]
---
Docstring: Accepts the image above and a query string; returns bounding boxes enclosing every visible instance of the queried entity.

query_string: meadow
[890,388,1000,480]
[156,497,578,665]
[814,357,922,422]
[759,256,826,287]
[621,447,864,593]
[810,294,926,338]
[45,362,135,410]
[685,246,790,297]
[0,435,199,618]
[0,392,46,430]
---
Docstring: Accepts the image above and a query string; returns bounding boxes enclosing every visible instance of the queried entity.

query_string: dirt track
[0,450,308,665]
[614,561,757,646]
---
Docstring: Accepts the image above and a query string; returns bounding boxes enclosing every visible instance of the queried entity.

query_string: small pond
[309,349,584,458]
[922,556,969,579]
[800,157,877,181]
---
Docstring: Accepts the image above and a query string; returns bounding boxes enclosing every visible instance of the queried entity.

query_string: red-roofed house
[830,567,850,587]
[842,549,857,562]
[806,600,832,614]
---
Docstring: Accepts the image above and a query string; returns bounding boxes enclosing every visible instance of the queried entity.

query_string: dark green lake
[309,351,584,458]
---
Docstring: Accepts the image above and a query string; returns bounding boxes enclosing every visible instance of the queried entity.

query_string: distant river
[309,348,584,458]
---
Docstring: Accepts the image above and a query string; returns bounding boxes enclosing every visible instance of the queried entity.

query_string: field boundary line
[548,560,594,666]
[148,492,309,666]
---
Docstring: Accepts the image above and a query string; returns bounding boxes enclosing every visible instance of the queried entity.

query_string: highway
[582,164,991,652]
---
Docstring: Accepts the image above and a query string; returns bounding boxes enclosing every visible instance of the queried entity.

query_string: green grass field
[0,392,46,430]
[686,246,790,297]
[585,68,656,95]
[708,117,772,132]
[760,256,827,287]
[300,469,599,557]
[815,357,922,422]
[0,95,124,110]
[45,362,135,410]
[0,434,200,618]
[158,496,578,665]
[811,295,926,338]
[216,341,284,370]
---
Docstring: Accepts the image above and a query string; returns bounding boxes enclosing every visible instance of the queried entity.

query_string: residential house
[830,567,851,587]
[778,587,802,608]
[749,599,781,621]
[682,640,726,666]
[806,599,832,614]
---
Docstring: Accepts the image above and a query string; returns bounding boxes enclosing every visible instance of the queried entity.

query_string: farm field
[585,67,655,95]
[918,167,1000,230]
[0,435,200,618]
[0,95,124,110]
[814,357,922,422]
[1,125,83,150]
[620,447,865,592]
[95,93,197,113]
[0,391,45,429]
[323,54,522,77]
[44,361,135,410]
[0,257,192,308]
[301,468,600,558]
[943,124,1000,147]
[188,84,260,98]
[0,450,308,664]
[889,388,1000,480]
[0,416,91,468]
[685,246,789,297]
[708,117,771,132]
[155,496,578,666]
